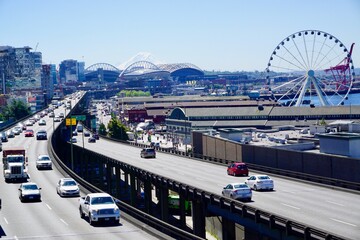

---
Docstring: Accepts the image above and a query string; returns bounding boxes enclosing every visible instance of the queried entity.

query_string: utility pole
[70,101,74,170]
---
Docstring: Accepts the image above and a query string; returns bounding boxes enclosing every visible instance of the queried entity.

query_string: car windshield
[91,196,114,205]
[234,184,248,189]
[23,184,38,190]
[39,156,50,161]
[258,176,270,180]
[63,180,76,186]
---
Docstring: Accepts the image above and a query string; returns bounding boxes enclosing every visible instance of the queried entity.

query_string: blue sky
[1,0,359,71]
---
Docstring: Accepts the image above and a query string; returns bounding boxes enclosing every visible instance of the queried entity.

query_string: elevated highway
[68,131,360,239]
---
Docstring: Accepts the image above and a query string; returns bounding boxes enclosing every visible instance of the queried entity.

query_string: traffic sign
[66,118,77,126]
[72,115,86,121]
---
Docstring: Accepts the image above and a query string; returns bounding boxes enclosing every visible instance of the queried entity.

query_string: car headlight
[114,208,120,214]
[91,209,98,215]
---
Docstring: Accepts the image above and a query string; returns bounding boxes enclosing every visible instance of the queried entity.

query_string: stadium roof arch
[158,63,204,78]
[119,60,170,80]
[85,63,121,82]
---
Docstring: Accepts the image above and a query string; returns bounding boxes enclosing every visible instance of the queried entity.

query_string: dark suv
[0,132,8,142]
[140,148,156,158]
[36,130,47,140]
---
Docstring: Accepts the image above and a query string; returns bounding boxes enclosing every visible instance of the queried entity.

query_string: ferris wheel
[266,30,355,107]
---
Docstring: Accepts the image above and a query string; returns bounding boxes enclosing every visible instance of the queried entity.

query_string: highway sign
[66,118,77,126]
[72,115,86,121]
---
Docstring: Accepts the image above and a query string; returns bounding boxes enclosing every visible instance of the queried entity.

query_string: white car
[245,175,274,191]
[18,182,41,202]
[25,120,33,126]
[56,178,80,197]
[36,155,52,169]
[38,119,46,126]
[222,183,252,201]
[13,126,22,135]
[6,130,15,138]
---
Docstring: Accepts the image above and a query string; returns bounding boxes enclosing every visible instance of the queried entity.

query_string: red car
[227,162,249,176]
[24,129,34,137]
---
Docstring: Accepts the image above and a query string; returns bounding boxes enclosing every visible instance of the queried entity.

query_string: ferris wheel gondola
[266,30,355,107]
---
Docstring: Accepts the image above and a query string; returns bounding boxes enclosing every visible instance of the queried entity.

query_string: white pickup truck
[79,193,120,225]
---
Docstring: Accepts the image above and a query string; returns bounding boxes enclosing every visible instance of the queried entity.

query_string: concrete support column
[124,172,129,191]
[222,217,236,240]
[159,187,169,222]
[106,162,112,194]
[192,199,206,238]
[144,180,152,214]
[179,194,187,229]
[115,166,121,199]
[100,161,106,190]
[130,174,136,206]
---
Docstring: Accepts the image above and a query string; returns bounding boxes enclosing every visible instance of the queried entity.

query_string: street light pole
[184,107,187,155]
[70,101,74,170]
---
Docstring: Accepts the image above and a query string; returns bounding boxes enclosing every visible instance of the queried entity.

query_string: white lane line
[60,218,68,226]
[281,203,300,210]
[330,218,357,227]
[45,203,52,210]
[326,200,344,207]
[14,236,18,240]
[3,217,8,224]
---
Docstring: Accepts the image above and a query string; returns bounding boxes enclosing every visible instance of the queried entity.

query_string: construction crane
[34,42,39,52]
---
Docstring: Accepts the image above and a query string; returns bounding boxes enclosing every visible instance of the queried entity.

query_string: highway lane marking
[60,218,68,226]
[3,217,8,224]
[45,203,52,210]
[330,218,357,227]
[326,200,344,207]
[14,236,18,240]
[281,203,300,210]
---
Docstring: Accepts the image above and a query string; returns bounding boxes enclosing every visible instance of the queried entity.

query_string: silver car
[18,182,42,202]
[56,178,80,197]
[222,183,252,201]
[36,155,52,170]
[245,175,274,191]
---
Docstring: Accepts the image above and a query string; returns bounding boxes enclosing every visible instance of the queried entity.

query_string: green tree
[117,90,151,97]
[1,99,31,120]
[98,123,107,136]
[107,116,129,141]
[319,118,327,125]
